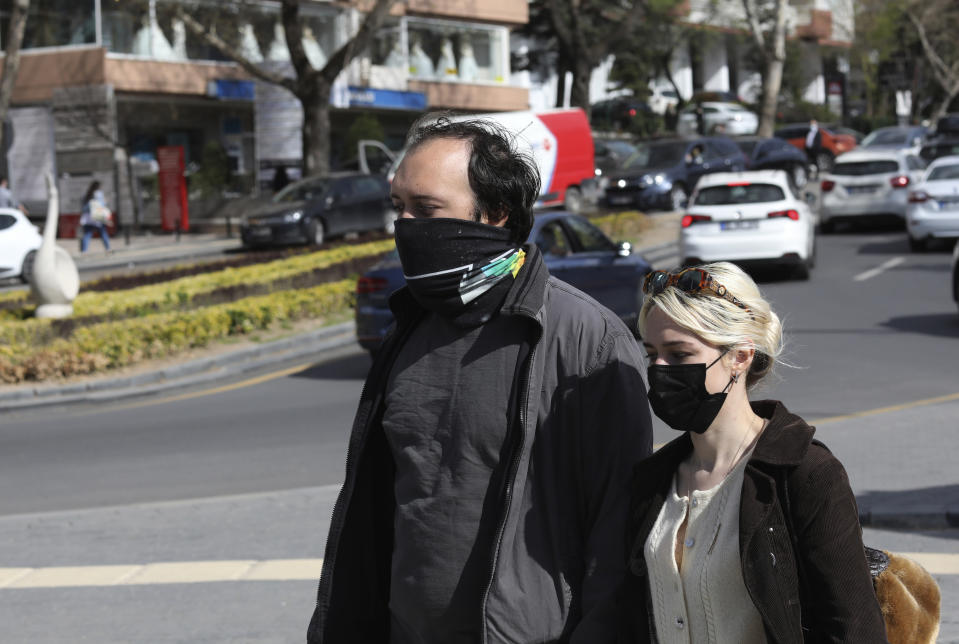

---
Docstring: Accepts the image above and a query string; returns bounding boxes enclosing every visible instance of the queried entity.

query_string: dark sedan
[735,136,809,188]
[601,136,747,211]
[355,211,652,353]
[240,172,394,248]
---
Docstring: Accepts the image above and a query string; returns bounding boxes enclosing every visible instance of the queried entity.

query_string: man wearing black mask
[308,115,652,644]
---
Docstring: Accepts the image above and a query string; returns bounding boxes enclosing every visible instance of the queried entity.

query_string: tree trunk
[931,80,959,121]
[302,81,332,176]
[758,57,783,137]
[569,57,592,113]
[0,0,30,154]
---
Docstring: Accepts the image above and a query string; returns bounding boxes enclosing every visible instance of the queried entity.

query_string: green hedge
[0,279,356,383]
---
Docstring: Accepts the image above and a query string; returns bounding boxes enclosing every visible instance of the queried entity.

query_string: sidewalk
[64,231,242,273]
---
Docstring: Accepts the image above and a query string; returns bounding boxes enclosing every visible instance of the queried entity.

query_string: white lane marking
[0,559,324,589]
[853,256,905,282]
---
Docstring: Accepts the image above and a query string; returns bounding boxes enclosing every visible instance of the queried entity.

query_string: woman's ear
[731,343,755,375]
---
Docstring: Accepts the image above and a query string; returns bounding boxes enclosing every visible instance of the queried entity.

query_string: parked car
[774,123,858,173]
[0,208,42,282]
[734,136,810,188]
[919,137,959,165]
[905,155,959,251]
[355,211,653,353]
[647,84,680,115]
[825,124,866,144]
[593,137,639,179]
[239,172,393,248]
[590,96,654,131]
[860,125,927,150]
[818,148,926,232]
[679,170,816,279]
[932,113,959,139]
[601,136,748,211]
[952,239,959,315]
[677,102,758,136]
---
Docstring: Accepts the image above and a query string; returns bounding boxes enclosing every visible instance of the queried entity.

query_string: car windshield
[693,183,786,205]
[623,142,686,169]
[272,177,330,203]
[927,164,959,181]
[862,129,909,146]
[831,160,899,176]
[604,140,638,158]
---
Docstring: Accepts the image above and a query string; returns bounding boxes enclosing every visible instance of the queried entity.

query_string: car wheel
[564,186,584,213]
[908,234,927,252]
[307,219,325,246]
[382,209,397,235]
[791,164,808,189]
[20,250,36,284]
[669,184,688,211]
[792,260,811,280]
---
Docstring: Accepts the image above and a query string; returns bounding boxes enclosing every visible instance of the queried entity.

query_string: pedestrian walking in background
[80,180,112,253]
[0,176,28,214]
[617,262,888,642]
[308,114,653,643]
[694,102,705,136]
[805,117,823,177]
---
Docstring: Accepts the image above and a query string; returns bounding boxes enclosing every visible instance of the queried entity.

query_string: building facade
[0,0,529,232]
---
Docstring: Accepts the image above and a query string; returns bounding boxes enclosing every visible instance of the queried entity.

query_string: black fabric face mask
[393,217,525,326]
[647,352,733,434]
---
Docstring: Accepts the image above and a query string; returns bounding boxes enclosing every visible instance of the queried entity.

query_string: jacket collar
[388,243,548,326]
[633,399,815,488]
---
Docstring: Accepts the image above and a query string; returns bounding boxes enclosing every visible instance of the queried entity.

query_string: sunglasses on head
[642,268,751,312]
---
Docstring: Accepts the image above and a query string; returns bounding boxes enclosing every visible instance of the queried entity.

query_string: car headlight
[653,174,666,185]
[642,175,655,185]
[283,210,303,223]
[617,179,627,188]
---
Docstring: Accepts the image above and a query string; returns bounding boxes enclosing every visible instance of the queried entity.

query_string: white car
[648,84,680,115]
[905,155,959,251]
[819,148,927,232]
[0,208,41,282]
[952,239,959,314]
[676,102,758,136]
[680,170,816,279]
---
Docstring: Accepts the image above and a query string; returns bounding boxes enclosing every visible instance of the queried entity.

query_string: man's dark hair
[404,113,541,243]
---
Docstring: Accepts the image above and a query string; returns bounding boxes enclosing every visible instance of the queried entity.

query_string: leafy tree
[175,0,395,176]
[522,0,648,116]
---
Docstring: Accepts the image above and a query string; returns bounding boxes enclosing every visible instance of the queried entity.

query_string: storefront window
[103,0,346,66]
[0,0,95,50]
[407,19,507,84]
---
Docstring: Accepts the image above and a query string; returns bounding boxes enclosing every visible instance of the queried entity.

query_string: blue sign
[208,79,255,101]
[347,86,427,111]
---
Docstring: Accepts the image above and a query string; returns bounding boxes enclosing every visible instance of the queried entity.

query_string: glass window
[0,213,15,230]
[906,155,926,171]
[535,221,572,257]
[407,19,507,83]
[831,160,900,176]
[927,164,959,181]
[3,0,95,50]
[693,184,786,205]
[563,215,615,253]
[273,177,329,203]
[624,142,685,169]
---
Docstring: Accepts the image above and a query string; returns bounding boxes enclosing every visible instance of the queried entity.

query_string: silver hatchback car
[819,149,927,232]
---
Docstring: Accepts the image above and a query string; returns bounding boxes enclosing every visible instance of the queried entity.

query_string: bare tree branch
[318,0,395,86]
[174,6,297,93]
[0,0,30,152]
[741,0,767,55]
[907,9,954,90]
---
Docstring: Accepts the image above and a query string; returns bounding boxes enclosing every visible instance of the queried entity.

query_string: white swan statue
[29,173,79,319]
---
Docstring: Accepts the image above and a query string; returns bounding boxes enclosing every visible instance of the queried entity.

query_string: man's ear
[482,207,508,228]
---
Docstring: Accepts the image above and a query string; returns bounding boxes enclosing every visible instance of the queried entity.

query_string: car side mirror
[616,240,632,257]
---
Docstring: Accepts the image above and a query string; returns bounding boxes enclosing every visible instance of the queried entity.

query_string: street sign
[157,145,188,232]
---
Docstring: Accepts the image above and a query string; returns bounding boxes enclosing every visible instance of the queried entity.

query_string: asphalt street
[1,226,958,641]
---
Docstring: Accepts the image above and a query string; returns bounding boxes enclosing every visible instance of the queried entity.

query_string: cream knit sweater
[643,452,767,643]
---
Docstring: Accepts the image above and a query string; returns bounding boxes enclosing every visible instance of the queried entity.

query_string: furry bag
[866,547,940,644]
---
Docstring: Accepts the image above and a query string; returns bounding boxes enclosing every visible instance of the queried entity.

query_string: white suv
[676,102,758,136]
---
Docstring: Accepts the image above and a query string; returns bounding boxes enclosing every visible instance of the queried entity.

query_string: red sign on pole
[157,145,189,232]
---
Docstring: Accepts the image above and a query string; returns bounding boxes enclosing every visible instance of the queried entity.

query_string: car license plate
[720,220,759,231]
[937,199,959,209]
[249,226,271,238]
[846,185,879,194]
[608,194,633,205]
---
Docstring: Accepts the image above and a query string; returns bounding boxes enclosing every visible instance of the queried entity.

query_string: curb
[71,243,238,273]
[0,322,357,412]
[859,509,959,531]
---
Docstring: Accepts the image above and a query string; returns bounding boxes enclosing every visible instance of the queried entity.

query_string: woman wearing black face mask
[618,262,888,643]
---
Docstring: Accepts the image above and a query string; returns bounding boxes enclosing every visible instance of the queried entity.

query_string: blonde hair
[638,262,784,388]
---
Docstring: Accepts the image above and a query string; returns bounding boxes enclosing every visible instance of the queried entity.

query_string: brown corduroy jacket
[619,400,889,643]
